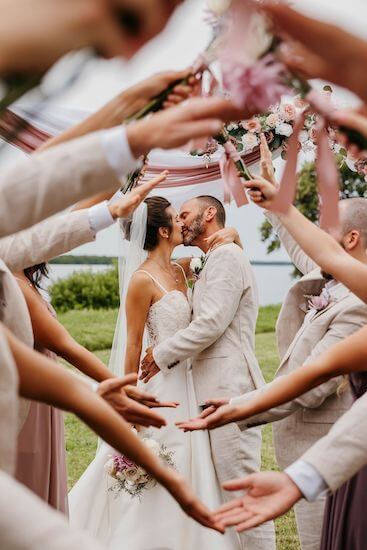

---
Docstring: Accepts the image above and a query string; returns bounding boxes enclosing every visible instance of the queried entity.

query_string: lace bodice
[146,290,191,347]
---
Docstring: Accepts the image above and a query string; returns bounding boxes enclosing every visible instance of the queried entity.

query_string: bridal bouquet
[104,433,176,500]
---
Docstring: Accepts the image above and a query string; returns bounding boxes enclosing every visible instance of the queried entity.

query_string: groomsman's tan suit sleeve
[301,392,367,491]
[231,301,367,429]
[0,130,121,238]
[0,471,105,550]
[153,245,246,372]
[0,210,95,272]
[0,325,19,475]
[265,211,318,275]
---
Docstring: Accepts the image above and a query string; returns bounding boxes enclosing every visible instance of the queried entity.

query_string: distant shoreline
[50,255,293,267]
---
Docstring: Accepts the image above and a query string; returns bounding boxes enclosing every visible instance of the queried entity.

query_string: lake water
[47,263,295,306]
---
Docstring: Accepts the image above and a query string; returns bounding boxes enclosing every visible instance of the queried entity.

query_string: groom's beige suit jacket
[232,213,367,468]
[154,243,265,404]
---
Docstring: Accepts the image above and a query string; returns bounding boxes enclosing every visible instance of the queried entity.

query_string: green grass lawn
[63,306,300,549]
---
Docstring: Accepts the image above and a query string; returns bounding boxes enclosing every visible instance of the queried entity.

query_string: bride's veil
[108,201,148,378]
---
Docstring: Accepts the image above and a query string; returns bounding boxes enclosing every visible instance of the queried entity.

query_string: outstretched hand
[97,374,167,428]
[176,399,247,432]
[139,347,161,383]
[213,472,302,532]
[259,134,277,186]
[109,171,168,220]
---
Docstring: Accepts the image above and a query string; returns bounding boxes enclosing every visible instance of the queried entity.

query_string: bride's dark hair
[122,196,173,251]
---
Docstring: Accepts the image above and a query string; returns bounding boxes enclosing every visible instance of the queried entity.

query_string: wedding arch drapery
[0,104,271,206]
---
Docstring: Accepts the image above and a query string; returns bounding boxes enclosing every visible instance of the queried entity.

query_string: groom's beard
[182,213,205,246]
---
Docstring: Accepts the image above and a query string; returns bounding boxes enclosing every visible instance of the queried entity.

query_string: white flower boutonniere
[188,255,208,289]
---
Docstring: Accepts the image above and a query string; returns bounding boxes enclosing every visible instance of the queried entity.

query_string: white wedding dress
[69,274,240,550]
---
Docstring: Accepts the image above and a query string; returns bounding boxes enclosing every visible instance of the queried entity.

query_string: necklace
[150,258,179,284]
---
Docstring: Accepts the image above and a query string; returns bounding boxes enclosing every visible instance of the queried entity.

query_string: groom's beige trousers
[209,421,276,550]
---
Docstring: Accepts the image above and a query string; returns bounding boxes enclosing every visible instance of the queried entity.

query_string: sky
[3,0,367,261]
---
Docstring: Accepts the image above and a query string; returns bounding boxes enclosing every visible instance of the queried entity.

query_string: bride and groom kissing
[69,194,276,549]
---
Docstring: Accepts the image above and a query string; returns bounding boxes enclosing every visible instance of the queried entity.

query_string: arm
[205,227,244,250]
[178,320,367,431]
[0,471,105,550]
[263,3,367,103]
[17,279,113,382]
[233,303,367,429]
[0,210,94,272]
[301,390,367,491]
[264,212,317,275]
[0,173,166,271]
[124,273,153,376]
[3,324,222,532]
[259,133,317,275]
[0,95,230,238]
[152,247,245,372]
[37,69,194,152]
[245,176,367,303]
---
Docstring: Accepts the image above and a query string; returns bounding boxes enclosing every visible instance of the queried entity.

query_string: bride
[69,195,241,549]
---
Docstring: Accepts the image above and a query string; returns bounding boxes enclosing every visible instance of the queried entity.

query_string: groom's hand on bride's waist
[140,346,161,383]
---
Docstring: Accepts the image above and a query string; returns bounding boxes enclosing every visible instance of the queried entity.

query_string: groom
[141,195,275,549]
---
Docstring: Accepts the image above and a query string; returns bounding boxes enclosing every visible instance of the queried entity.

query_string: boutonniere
[187,255,208,289]
[305,288,333,312]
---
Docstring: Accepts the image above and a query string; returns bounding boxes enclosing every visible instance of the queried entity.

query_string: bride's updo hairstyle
[122,196,173,251]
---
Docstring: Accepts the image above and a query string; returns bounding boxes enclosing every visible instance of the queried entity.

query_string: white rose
[144,439,160,455]
[242,133,259,151]
[226,122,237,131]
[206,0,231,15]
[190,257,202,274]
[298,130,309,143]
[124,467,141,484]
[275,123,293,137]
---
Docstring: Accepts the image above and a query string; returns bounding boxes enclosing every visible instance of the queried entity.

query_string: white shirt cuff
[285,460,329,502]
[88,201,115,233]
[100,126,142,179]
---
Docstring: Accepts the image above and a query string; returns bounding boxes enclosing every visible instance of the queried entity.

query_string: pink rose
[308,295,329,311]
[280,103,296,122]
[222,54,289,112]
[266,113,280,128]
[243,118,261,133]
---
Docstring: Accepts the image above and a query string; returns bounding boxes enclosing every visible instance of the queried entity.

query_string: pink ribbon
[219,141,248,207]
[269,90,340,235]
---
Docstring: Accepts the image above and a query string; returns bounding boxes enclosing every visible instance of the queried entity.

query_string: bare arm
[5,325,166,478]
[17,279,113,381]
[3,324,223,532]
[245,176,367,303]
[194,324,367,430]
[124,273,153,376]
[37,69,194,153]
